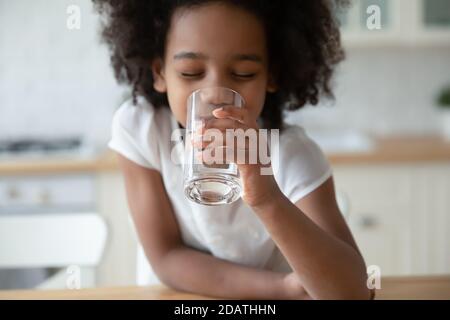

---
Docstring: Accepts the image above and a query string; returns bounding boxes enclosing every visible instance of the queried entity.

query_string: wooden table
[0,276,449,300]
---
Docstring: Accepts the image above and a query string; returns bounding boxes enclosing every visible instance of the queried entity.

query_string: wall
[1,0,449,144]
[0,0,126,147]
[287,47,450,136]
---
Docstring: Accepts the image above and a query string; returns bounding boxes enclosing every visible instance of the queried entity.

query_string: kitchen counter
[1,135,450,175]
[0,276,449,300]
[328,134,450,164]
[0,151,118,175]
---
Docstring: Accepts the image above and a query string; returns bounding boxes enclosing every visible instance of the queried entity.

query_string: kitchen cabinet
[414,0,450,45]
[337,0,402,46]
[95,172,138,287]
[411,164,450,275]
[338,0,394,31]
[336,0,450,47]
[333,163,450,276]
[423,0,450,27]
[0,172,106,290]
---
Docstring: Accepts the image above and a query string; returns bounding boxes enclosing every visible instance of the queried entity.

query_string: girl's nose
[199,86,236,107]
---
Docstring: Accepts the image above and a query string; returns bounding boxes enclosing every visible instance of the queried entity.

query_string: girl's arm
[197,104,370,299]
[157,243,310,299]
[117,154,307,299]
[251,175,371,300]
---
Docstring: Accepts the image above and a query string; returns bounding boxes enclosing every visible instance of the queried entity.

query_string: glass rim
[189,86,246,107]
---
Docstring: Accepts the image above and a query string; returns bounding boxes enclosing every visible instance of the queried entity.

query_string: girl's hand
[191,105,283,208]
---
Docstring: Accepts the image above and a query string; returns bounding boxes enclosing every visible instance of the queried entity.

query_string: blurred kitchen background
[0,0,449,290]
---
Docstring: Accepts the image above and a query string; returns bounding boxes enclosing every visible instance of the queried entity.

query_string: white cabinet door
[333,163,450,276]
[422,0,450,28]
[409,0,450,45]
[411,164,450,275]
[338,0,404,47]
[95,172,138,287]
[333,165,414,276]
[337,0,450,46]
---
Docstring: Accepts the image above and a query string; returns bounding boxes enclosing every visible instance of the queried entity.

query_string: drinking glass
[183,87,244,206]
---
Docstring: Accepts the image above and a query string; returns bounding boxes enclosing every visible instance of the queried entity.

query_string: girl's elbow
[148,253,179,290]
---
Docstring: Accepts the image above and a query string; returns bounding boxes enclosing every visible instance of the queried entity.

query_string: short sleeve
[273,125,333,204]
[107,97,161,171]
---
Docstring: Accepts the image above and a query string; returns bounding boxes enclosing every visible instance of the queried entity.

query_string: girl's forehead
[166,3,267,59]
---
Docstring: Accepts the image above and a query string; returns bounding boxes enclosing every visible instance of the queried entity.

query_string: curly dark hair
[93,0,347,132]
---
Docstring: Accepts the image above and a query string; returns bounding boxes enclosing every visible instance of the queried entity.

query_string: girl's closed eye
[180,72,204,78]
[233,73,257,79]
[179,71,258,79]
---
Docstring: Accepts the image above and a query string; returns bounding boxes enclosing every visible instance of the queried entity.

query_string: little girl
[94,0,373,300]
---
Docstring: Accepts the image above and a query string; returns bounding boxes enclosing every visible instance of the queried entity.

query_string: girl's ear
[151,58,167,93]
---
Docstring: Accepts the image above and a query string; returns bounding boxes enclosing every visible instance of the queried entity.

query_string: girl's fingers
[191,107,261,163]
[193,123,268,148]
[203,118,248,133]
[192,120,251,149]
[197,145,259,165]
[191,135,222,149]
[196,145,243,165]
[191,131,245,149]
[212,105,250,124]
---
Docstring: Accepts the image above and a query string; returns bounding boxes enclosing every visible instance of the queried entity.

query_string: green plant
[437,85,450,109]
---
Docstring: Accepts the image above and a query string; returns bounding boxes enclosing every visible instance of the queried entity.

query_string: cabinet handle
[7,186,21,200]
[358,215,378,229]
[39,189,52,205]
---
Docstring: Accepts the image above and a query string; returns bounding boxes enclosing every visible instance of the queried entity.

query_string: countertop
[0,151,118,175]
[0,276,449,300]
[327,134,450,164]
[1,135,450,175]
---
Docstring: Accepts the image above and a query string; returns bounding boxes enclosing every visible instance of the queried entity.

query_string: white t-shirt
[108,96,333,285]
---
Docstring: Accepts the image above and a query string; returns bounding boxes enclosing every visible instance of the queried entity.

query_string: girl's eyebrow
[173,51,263,63]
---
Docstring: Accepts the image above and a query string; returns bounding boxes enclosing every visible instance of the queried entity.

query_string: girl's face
[151,2,277,128]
